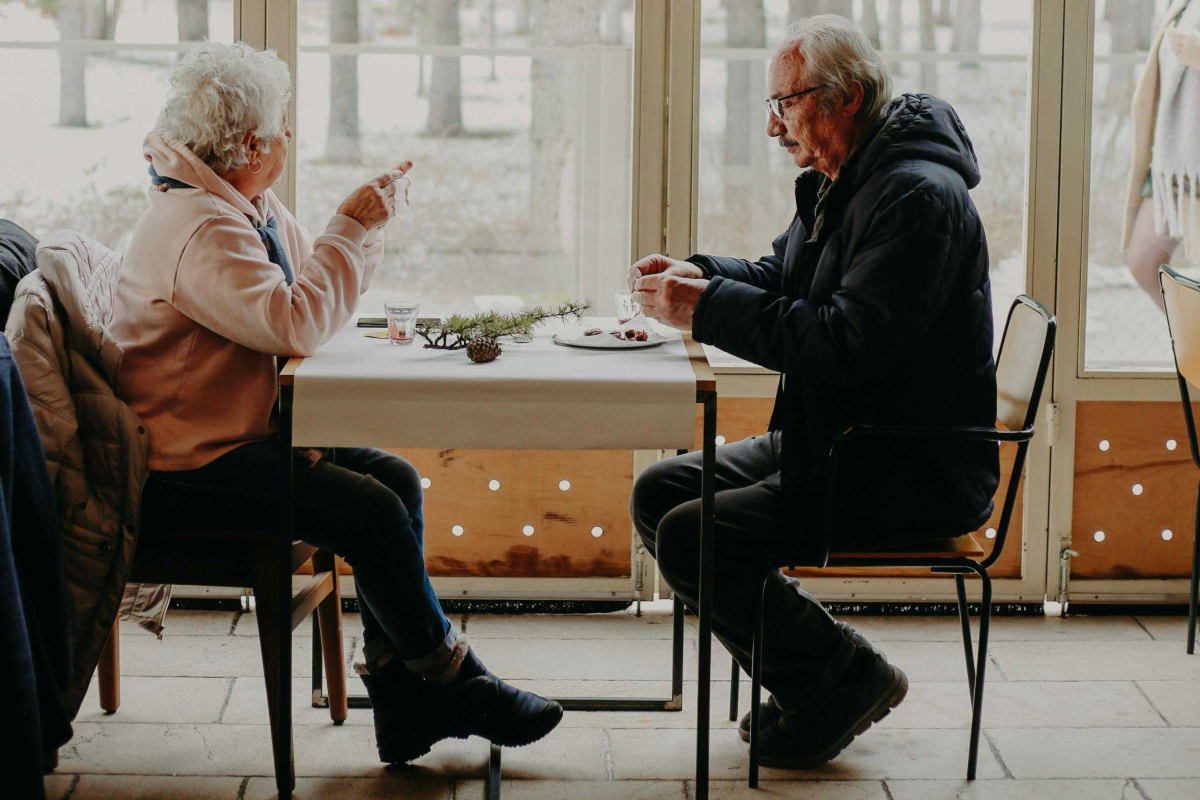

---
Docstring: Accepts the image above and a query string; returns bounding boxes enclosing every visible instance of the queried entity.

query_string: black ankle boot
[445,646,564,747]
[359,657,466,764]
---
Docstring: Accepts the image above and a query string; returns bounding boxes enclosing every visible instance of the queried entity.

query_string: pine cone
[466,338,502,363]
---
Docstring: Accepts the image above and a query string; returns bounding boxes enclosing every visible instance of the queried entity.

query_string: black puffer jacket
[691,93,1000,551]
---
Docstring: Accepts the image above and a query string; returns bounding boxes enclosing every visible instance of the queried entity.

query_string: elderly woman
[110,42,561,764]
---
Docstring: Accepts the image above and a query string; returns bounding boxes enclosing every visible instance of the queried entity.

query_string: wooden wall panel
[1071,401,1199,580]
[694,399,1023,580]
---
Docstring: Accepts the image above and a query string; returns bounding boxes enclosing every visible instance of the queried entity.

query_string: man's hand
[633,273,709,331]
[627,253,706,291]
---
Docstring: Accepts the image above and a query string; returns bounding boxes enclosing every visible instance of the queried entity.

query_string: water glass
[614,290,641,324]
[384,302,420,346]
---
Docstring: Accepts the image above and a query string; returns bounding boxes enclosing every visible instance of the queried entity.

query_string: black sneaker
[447,646,564,747]
[358,658,467,765]
[756,653,908,770]
[738,622,885,743]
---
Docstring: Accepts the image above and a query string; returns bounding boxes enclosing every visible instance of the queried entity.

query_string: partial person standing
[1123,0,1200,311]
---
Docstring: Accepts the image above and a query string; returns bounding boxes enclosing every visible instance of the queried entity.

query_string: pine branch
[419,300,593,352]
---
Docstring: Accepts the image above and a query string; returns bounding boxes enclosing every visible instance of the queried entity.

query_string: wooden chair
[728,295,1056,786]
[96,528,348,800]
[1157,264,1200,654]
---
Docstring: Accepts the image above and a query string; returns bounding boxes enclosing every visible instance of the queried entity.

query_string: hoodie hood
[854,93,981,190]
[142,133,265,225]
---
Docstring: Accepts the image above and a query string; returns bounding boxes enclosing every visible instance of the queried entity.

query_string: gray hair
[773,14,892,123]
[155,42,293,175]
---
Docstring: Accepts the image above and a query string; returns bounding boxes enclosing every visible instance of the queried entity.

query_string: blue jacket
[691,94,1000,552]
[0,332,71,798]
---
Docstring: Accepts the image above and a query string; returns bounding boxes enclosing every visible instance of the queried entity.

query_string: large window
[0,0,235,249]
[1084,0,1200,372]
[293,0,636,319]
[695,0,1032,351]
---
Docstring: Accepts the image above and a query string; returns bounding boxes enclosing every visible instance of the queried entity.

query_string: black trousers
[630,432,858,709]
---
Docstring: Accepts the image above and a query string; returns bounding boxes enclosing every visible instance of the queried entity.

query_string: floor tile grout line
[1129,776,1154,800]
[1132,681,1173,727]
[1132,617,1157,641]
[984,730,1014,779]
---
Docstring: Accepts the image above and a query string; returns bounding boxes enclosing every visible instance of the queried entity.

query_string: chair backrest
[1159,264,1200,468]
[995,296,1056,433]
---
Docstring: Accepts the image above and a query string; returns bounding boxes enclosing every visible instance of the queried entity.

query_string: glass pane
[1085,0,1198,372]
[696,0,1031,353]
[0,0,236,248]
[295,0,635,318]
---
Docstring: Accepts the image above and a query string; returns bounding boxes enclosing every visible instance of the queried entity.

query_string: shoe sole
[758,665,909,770]
[738,703,780,744]
[481,702,566,749]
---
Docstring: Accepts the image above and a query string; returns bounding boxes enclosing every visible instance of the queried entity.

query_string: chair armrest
[817,423,1033,567]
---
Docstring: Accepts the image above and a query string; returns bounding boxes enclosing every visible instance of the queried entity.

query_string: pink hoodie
[110,134,383,471]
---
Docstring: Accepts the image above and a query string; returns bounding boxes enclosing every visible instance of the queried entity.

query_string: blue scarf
[148,165,294,285]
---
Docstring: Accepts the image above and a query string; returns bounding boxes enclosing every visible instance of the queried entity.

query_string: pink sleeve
[171,212,371,357]
[361,228,384,294]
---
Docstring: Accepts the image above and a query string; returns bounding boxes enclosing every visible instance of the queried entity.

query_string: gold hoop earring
[248,160,262,174]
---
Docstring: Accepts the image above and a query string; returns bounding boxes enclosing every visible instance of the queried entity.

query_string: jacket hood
[142,133,265,225]
[853,93,981,191]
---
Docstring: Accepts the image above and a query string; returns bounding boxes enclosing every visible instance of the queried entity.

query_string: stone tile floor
[45,601,1200,800]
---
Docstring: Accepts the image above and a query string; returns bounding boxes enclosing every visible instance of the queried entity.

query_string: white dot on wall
[489,479,501,491]
[523,525,535,537]
[452,525,464,537]
[1132,483,1144,496]
[559,479,571,491]
[1167,439,1179,451]
[1098,439,1110,451]
[591,526,603,538]
[421,477,432,489]
[1163,529,1174,541]
[715,435,727,446]
[985,527,997,539]
[1094,530,1106,543]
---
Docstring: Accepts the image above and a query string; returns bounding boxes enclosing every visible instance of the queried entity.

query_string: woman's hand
[1166,28,1200,69]
[337,161,413,230]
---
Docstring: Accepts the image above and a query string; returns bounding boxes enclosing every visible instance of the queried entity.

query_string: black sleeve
[692,190,955,384]
[684,223,794,293]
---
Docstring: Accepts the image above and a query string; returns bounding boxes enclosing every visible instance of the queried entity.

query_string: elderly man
[629,15,999,768]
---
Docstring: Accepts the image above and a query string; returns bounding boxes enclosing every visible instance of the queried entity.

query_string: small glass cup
[614,290,641,325]
[384,302,420,346]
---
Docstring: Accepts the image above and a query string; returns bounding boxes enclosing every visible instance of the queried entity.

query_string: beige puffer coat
[4,229,169,718]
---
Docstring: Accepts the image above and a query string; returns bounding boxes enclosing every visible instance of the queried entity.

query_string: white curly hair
[774,15,892,124]
[155,41,293,175]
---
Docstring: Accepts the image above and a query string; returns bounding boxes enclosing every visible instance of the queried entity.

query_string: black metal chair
[728,295,1056,786]
[1157,264,1200,654]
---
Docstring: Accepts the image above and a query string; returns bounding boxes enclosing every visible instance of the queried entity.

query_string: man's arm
[685,224,793,292]
[693,190,956,384]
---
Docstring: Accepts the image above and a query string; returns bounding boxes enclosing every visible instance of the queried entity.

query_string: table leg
[695,393,717,800]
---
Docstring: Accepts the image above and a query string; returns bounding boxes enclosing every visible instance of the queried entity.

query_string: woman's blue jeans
[140,443,454,667]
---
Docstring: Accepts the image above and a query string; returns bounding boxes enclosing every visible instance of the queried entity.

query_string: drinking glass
[384,302,420,346]
[614,290,641,324]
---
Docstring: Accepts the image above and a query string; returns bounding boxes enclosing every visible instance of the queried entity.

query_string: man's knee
[629,455,692,547]
[654,502,701,585]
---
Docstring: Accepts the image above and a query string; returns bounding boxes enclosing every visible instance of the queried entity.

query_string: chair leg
[748,573,768,789]
[1189,480,1200,655]
[254,551,295,798]
[965,565,993,781]
[98,618,120,714]
[729,657,740,722]
[954,574,976,697]
[313,550,348,723]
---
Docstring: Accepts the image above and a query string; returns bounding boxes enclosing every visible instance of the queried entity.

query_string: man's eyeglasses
[765,85,825,118]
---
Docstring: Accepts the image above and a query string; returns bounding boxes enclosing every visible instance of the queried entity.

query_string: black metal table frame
[281,372,721,799]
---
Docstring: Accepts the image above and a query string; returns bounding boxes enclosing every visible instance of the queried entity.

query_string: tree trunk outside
[950,0,980,67]
[937,0,952,26]
[426,0,463,135]
[1136,0,1154,51]
[885,0,903,74]
[1107,0,1138,108]
[327,0,362,160]
[788,0,816,22]
[724,0,765,169]
[178,0,209,53]
[514,0,532,35]
[861,0,881,49]
[819,0,852,17]
[58,0,89,127]
[918,0,937,92]
[602,0,624,44]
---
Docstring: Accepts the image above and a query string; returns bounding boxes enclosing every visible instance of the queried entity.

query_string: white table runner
[291,318,698,450]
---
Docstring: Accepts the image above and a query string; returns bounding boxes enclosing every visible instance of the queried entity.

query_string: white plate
[552,329,669,350]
